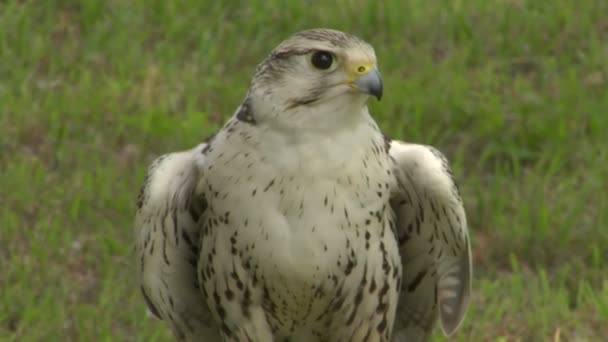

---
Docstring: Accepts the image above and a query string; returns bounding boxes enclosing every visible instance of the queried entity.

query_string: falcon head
[245,29,382,132]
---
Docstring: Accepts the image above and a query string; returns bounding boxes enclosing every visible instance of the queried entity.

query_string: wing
[389,141,472,341]
[135,143,220,341]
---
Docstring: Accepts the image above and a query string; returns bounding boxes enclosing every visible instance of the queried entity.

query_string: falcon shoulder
[135,143,219,341]
[389,141,472,341]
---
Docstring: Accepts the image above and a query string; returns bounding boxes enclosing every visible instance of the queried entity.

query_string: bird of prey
[135,28,472,342]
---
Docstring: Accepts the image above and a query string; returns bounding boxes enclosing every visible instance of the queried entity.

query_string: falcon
[135,28,472,342]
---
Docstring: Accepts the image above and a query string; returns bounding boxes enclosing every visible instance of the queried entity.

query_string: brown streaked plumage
[135,28,471,342]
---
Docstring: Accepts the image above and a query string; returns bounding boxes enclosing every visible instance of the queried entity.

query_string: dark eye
[310,51,334,70]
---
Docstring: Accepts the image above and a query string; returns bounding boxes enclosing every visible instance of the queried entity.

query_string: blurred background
[1,0,607,340]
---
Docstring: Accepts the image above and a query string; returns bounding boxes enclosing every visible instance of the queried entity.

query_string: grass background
[1,0,607,340]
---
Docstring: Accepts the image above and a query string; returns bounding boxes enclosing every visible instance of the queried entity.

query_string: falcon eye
[310,51,335,70]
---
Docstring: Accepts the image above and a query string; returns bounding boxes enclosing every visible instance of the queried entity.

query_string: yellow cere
[346,62,376,84]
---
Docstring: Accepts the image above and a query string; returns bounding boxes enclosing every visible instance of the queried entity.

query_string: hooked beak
[354,67,383,100]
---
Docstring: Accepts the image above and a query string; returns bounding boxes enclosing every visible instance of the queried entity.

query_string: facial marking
[250,28,379,111]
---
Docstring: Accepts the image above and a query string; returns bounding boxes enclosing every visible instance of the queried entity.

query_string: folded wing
[389,141,472,341]
[135,144,219,341]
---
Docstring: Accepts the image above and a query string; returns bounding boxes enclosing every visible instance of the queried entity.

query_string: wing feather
[389,141,472,341]
[135,143,219,341]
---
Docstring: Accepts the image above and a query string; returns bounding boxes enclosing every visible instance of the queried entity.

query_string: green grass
[1,0,607,340]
